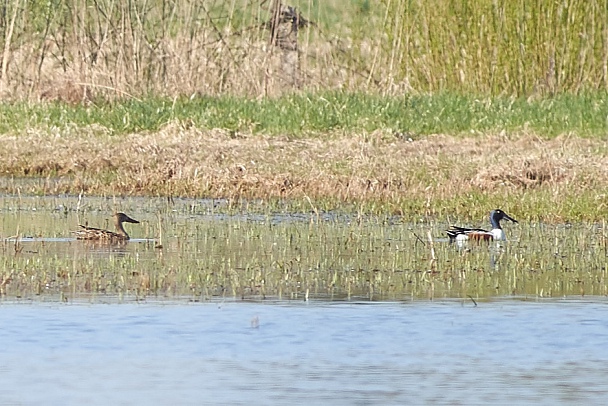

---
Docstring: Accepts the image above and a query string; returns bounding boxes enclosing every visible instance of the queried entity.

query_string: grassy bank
[0,92,606,222]
[0,98,607,222]
[0,92,607,137]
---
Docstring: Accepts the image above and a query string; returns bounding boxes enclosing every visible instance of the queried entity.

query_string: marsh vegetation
[0,0,605,98]
[1,116,607,222]
[0,197,606,302]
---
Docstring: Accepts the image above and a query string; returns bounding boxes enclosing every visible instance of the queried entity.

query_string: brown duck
[73,212,140,241]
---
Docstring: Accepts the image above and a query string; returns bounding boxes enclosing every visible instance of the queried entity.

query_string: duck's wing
[446,226,491,241]
[73,224,122,241]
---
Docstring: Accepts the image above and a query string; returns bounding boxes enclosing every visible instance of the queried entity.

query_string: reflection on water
[0,299,607,404]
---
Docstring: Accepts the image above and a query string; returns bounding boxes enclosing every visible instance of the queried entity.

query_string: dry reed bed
[2,1,374,100]
[1,125,607,220]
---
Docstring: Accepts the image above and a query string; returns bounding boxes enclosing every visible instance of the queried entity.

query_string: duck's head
[114,212,140,224]
[490,209,518,229]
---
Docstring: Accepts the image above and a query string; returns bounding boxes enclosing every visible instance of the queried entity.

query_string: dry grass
[1,0,378,100]
[1,124,607,220]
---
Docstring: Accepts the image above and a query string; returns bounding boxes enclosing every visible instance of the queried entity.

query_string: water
[1,195,606,300]
[1,194,608,403]
[1,299,607,405]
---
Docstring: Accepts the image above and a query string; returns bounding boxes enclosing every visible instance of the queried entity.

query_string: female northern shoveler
[73,212,140,241]
[446,209,518,243]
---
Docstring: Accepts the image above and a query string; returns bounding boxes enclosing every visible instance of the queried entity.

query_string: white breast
[491,228,506,241]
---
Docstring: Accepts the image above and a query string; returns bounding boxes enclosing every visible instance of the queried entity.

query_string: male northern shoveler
[446,209,518,243]
[73,212,140,242]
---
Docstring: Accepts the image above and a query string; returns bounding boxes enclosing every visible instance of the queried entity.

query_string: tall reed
[0,0,605,99]
[383,0,608,95]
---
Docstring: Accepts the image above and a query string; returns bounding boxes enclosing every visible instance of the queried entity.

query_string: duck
[73,212,140,242]
[446,209,518,243]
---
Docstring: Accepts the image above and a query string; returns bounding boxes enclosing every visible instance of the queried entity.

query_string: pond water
[1,195,606,300]
[1,299,607,405]
[1,195,608,403]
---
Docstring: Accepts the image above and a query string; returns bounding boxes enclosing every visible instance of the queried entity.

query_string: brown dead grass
[9,26,365,101]
[1,124,607,218]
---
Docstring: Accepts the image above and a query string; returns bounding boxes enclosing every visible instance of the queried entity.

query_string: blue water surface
[0,298,607,405]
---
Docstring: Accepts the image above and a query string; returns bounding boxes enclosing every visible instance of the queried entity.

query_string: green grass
[0,91,607,137]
